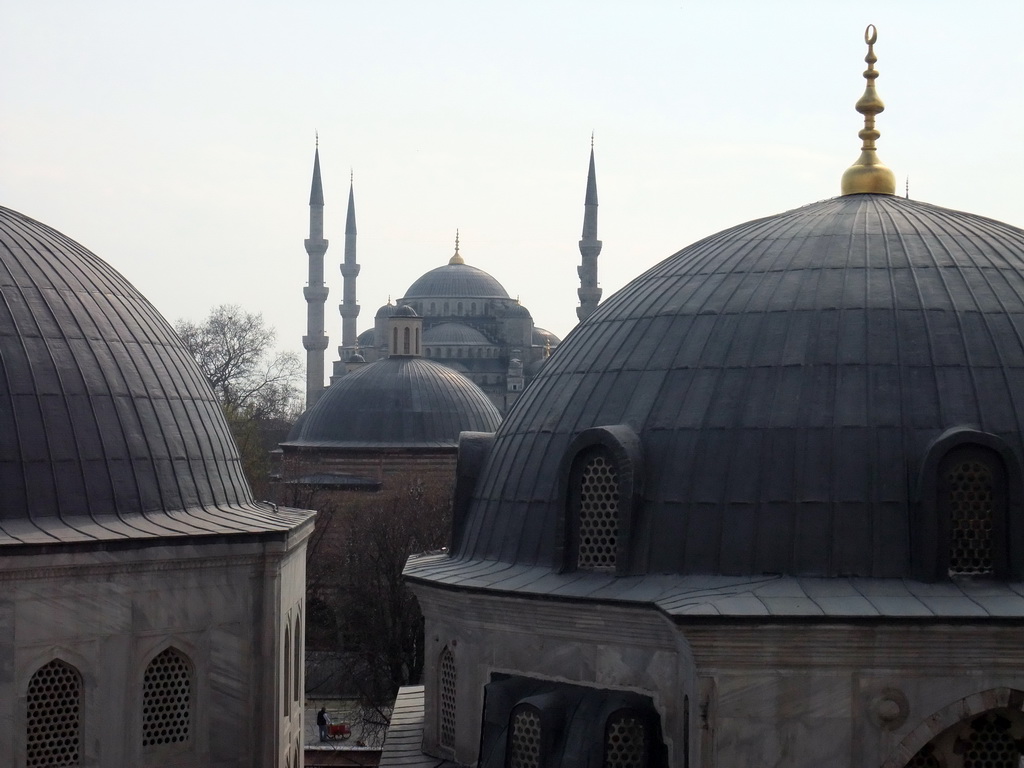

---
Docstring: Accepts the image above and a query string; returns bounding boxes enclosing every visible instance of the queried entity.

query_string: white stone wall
[1,525,312,768]
[413,582,1024,768]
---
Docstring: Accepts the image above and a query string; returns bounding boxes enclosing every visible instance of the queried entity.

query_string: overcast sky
[3,1,1023,386]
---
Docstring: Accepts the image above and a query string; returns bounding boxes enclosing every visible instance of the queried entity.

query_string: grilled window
[26,659,81,767]
[507,706,542,768]
[143,648,192,747]
[605,711,649,768]
[576,450,620,571]
[440,647,457,749]
[939,446,1006,577]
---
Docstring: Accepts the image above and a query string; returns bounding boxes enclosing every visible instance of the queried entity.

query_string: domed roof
[503,303,532,318]
[394,304,419,317]
[284,356,501,448]
[402,263,510,300]
[0,206,306,545]
[375,302,398,319]
[532,327,561,347]
[424,323,491,345]
[454,194,1024,579]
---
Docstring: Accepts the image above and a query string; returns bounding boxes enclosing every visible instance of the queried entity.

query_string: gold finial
[841,25,896,196]
[449,229,465,265]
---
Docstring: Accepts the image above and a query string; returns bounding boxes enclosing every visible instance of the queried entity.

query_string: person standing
[316,707,330,742]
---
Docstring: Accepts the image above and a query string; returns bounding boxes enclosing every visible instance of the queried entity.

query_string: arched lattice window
[430,302,436,314]
[604,710,649,768]
[439,647,456,749]
[142,648,192,747]
[939,446,1007,577]
[506,705,542,768]
[415,328,421,355]
[907,709,1023,767]
[283,626,291,714]
[26,659,81,767]
[457,302,463,315]
[575,448,620,571]
[403,327,411,354]
[392,327,398,353]
[293,613,302,702]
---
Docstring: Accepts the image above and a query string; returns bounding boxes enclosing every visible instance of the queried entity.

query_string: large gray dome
[0,206,299,545]
[403,263,510,300]
[455,194,1024,579]
[285,356,501,447]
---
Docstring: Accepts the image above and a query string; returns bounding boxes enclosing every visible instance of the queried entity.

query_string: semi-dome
[285,356,501,448]
[424,322,491,345]
[454,193,1024,579]
[403,262,510,300]
[532,327,561,347]
[0,206,296,544]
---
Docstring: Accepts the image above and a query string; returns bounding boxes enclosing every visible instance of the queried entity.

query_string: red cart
[328,722,351,741]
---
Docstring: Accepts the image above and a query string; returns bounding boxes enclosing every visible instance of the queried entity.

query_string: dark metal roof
[402,262,510,300]
[532,326,561,346]
[0,206,311,545]
[284,356,501,448]
[406,553,1024,618]
[453,194,1024,578]
[423,322,491,345]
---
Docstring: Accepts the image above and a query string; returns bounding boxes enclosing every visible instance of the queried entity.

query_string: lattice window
[906,747,940,768]
[605,712,648,768]
[283,626,291,713]
[962,714,1020,768]
[947,460,996,576]
[26,659,81,768]
[577,451,620,571]
[439,647,456,748]
[507,707,541,768]
[142,648,192,747]
[293,614,302,702]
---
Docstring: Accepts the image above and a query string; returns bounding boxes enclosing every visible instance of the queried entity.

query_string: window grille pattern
[947,460,995,575]
[507,708,541,768]
[906,748,940,768]
[605,713,648,768]
[293,614,302,702]
[439,647,456,748]
[577,452,620,571]
[26,660,81,767]
[142,648,192,747]
[963,714,1020,768]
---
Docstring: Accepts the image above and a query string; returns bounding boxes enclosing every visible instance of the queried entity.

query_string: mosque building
[280,306,502,495]
[300,141,605,414]
[392,27,1024,768]
[0,206,315,767]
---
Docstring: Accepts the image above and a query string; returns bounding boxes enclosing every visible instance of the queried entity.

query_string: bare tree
[175,304,302,496]
[174,304,302,420]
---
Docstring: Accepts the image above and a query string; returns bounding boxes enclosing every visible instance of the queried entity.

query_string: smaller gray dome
[504,303,532,318]
[357,328,376,347]
[285,357,501,448]
[424,323,491,345]
[348,352,365,363]
[532,327,561,346]
[375,303,398,319]
[394,304,419,317]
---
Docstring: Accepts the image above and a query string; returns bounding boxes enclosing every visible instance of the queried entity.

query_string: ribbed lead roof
[454,194,1024,579]
[0,206,310,545]
[284,356,501,448]
[402,263,510,300]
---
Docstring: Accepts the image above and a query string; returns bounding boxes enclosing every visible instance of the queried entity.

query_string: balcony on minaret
[340,263,360,278]
[302,334,329,351]
[304,237,329,255]
[303,285,329,302]
[339,303,360,318]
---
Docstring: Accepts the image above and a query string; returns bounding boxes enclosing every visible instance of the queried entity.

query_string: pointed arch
[142,647,194,747]
[283,625,291,715]
[293,610,303,703]
[26,658,82,767]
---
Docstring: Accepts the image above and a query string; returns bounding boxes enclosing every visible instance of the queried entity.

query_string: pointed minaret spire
[339,171,360,356]
[303,141,330,408]
[576,137,602,323]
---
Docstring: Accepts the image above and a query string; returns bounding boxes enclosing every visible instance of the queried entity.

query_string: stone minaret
[576,139,603,323]
[339,173,360,357]
[303,143,330,408]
